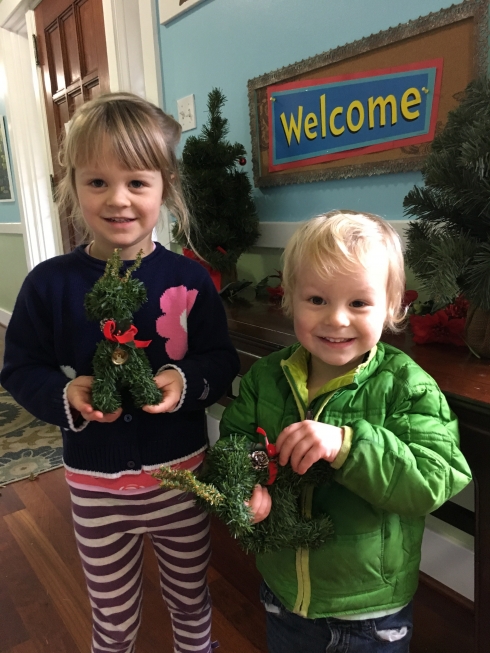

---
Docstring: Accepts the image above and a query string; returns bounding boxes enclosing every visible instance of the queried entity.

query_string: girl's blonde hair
[282,210,406,332]
[57,92,190,243]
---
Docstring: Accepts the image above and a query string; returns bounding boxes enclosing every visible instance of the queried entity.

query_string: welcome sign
[268,60,443,172]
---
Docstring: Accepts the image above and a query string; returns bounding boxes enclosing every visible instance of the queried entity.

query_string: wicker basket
[465,303,490,358]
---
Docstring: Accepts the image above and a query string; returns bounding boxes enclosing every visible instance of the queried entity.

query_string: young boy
[219,210,472,653]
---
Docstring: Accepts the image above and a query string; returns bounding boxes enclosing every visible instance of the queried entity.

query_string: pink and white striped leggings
[69,485,213,653]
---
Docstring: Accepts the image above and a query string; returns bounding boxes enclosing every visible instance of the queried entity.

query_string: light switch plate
[177,94,196,132]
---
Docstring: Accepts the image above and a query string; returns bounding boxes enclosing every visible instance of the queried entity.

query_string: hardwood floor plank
[0,518,80,653]
[209,572,267,652]
[5,642,39,653]
[210,516,262,605]
[4,509,92,653]
[12,478,87,589]
[0,483,25,518]
[210,604,264,653]
[136,577,174,653]
[35,469,74,524]
[0,585,30,651]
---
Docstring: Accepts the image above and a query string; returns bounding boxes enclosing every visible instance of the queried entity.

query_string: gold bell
[112,348,129,365]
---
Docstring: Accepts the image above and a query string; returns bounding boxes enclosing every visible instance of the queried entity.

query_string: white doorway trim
[0,0,165,271]
[102,0,164,107]
[0,0,62,271]
[101,0,171,246]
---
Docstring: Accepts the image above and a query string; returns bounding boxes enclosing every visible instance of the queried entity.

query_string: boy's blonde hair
[57,92,190,243]
[282,210,406,332]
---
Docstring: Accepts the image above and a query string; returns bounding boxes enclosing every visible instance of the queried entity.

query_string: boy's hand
[245,484,272,523]
[276,420,344,475]
[66,375,122,423]
[142,369,184,414]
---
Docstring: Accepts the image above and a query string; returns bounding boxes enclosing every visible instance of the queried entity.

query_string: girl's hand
[245,484,272,523]
[276,420,344,475]
[142,369,184,413]
[66,375,122,423]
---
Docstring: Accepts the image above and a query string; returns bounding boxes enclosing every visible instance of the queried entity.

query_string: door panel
[35,0,110,252]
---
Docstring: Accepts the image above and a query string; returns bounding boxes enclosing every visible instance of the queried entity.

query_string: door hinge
[50,174,56,202]
[32,34,40,67]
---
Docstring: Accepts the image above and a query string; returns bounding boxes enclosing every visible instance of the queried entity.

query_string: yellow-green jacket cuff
[331,425,353,469]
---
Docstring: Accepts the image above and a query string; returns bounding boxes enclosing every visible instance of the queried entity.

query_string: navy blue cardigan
[1,244,239,475]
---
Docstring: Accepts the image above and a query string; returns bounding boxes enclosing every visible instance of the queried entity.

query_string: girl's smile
[75,150,164,261]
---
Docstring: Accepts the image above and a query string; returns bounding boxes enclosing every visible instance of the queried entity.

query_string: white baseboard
[257,220,410,249]
[421,520,474,601]
[0,223,23,234]
[0,308,11,327]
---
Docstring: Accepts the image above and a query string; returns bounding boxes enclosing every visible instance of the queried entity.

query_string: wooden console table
[221,300,490,653]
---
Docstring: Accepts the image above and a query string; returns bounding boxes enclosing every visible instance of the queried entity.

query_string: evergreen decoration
[85,249,162,413]
[404,78,490,311]
[154,434,334,555]
[173,88,260,273]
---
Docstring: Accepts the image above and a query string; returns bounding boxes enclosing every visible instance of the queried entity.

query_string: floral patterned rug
[0,385,63,485]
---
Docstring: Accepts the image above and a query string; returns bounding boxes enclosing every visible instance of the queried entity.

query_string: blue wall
[0,97,20,224]
[159,0,457,224]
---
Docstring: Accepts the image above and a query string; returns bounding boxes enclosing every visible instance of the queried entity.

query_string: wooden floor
[0,324,267,653]
[0,469,267,653]
[0,323,475,652]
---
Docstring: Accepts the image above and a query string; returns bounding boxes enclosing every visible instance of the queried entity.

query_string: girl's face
[75,151,164,261]
[292,253,388,383]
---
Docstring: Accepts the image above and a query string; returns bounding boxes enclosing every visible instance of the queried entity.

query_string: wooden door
[35,0,110,253]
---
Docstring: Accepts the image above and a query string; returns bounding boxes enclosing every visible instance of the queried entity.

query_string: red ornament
[238,157,247,166]
[402,289,418,308]
[256,427,278,486]
[266,285,284,301]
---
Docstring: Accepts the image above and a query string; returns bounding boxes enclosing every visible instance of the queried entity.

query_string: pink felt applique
[156,286,198,359]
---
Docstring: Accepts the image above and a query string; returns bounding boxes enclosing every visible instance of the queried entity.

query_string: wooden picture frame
[0,117,14,202]
[248,0,489,188]
[159,0,208,25]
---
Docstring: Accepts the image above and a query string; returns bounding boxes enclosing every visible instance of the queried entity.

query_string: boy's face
[292,255,389,380]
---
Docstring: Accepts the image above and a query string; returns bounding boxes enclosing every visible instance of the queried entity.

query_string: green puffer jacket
[219,341,472,618]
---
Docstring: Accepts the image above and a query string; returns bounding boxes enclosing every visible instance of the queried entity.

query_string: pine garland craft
[85,249,162,413]
[153,432,334,555]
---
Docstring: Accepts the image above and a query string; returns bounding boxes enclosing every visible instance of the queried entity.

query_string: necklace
[86,241,156,259]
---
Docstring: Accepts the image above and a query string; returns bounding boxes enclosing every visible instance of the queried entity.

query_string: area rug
[0,385,63,485]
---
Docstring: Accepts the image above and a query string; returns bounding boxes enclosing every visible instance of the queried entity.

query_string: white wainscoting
[0,308,11,326]
[0,223,23,234]
[256,220,410,249]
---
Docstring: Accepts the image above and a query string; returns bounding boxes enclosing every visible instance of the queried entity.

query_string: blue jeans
[260,582,413,653]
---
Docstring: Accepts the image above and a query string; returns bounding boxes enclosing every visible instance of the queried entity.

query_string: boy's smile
[292,255,389,384]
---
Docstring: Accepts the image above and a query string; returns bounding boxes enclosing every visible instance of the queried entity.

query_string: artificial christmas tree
[404,77,490,357]
[173,88,259,286]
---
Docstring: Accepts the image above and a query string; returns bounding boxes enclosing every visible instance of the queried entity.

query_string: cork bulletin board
[248,0,489,188]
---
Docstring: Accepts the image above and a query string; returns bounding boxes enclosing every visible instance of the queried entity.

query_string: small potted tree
[404,77,490,357]
[174,88,260,290]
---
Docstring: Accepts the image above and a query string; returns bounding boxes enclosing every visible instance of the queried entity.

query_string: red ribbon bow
[256,427,278,485]
[103,320,152,348]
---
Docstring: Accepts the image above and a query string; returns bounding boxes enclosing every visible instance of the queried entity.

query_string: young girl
[1,92,240,653]
[220,211,472,652]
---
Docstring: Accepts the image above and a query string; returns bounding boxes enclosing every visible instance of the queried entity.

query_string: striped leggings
[69,485,213,653]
